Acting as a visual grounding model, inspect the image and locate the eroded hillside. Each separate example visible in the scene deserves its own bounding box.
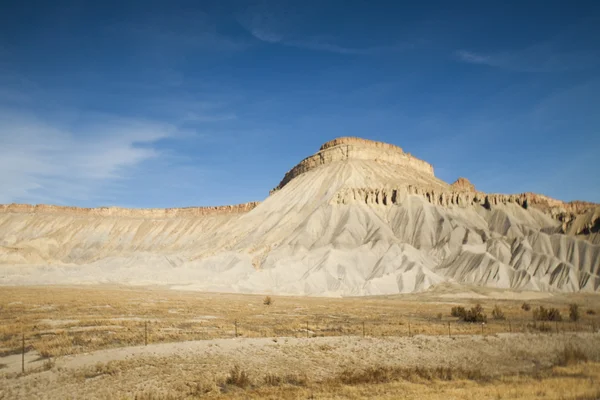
[1,137,598,294]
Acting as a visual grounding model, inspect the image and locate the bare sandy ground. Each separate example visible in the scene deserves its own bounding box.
[1,286,600,399]
[1,332,599,399]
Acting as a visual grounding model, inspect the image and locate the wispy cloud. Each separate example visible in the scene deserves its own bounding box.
[456,23,600,72]
[284,37,409,55]
[105,9,251,56]
[134,94,241,125]
[182,113,237,123]
[124,25,249,53]
[0,109,175,205]
[456,47,600,72]
[456,50,491,65]
[0,59,244,206]
[250,30,409,55]
[239,12,410,55]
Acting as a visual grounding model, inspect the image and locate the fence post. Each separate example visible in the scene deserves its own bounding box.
[509,320,512,333]
[234,320,238,338]
[306,321,309,338]
[555,321,559,334]
[362,321,365,338]
[481,323,484,336]
[408,322,411,337]
[144,321,148,346]
[21,331,25,374]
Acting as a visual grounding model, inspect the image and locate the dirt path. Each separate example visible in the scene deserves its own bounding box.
[1,332,599,399]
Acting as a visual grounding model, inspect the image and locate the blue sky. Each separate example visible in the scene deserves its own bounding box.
[1,0,599,207]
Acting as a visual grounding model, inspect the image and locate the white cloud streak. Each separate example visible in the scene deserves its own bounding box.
[0,110,175,204]
[240,13,409,55]
[456,43,600,72]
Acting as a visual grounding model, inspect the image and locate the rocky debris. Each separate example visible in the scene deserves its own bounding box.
[0,202,260,218]
[451,177,476,192]
[271,137,435,193]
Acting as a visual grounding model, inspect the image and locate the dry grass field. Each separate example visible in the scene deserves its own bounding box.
[1,284,600,399]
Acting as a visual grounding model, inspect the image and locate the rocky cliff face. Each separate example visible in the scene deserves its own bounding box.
[319,136,406,152]
[451,177,476,192]
[331,186,598,238]
[0,202,260,218]
[271,136,435,193]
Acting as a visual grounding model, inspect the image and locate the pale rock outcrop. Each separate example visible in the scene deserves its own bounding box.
[0,137,598,295]
[451,177,476,192]
[0,202,260,218]
[330,186,597,238]
[271,137,434,193]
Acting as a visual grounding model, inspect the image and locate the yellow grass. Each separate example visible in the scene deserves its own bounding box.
[242,366,600,399]
[205,362,600,400]
[1,285,599,358]
[1,285,599,399]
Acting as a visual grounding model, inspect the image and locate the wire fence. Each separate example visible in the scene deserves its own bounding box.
[5,316,599,374]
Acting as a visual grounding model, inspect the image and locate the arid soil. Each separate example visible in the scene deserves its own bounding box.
[1,285,600,399]
[1,332,599,399]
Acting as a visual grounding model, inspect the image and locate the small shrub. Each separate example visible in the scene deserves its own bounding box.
[521,302,531,311]
[556,345,587,366]
[42,358,55,371]
[263,296,273,306]
[263,373,281,386]
[533,306,562,321]
[451,306,466,319]
[436,313,443,320]
[464,304,487,323]
[76,361,120,380]
[548,308,562,321]
[586,309,596,315]
[569,304,580,322]
[185,381,214,397]
[264,373,306,386]
[491,305,505,320]
[225,365,251,388]
[452,304,486,323]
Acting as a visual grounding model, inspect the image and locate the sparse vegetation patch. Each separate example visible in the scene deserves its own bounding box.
[336,365,486,385]
[533,306,562,321]
[224,365,251,388]
[556,345,588,366]
[263,373,307,386]
[492,305,505,320]
[569,303,580,322]
[452,304,487,323]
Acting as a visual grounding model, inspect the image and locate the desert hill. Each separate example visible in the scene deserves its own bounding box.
[1,137,598,295]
